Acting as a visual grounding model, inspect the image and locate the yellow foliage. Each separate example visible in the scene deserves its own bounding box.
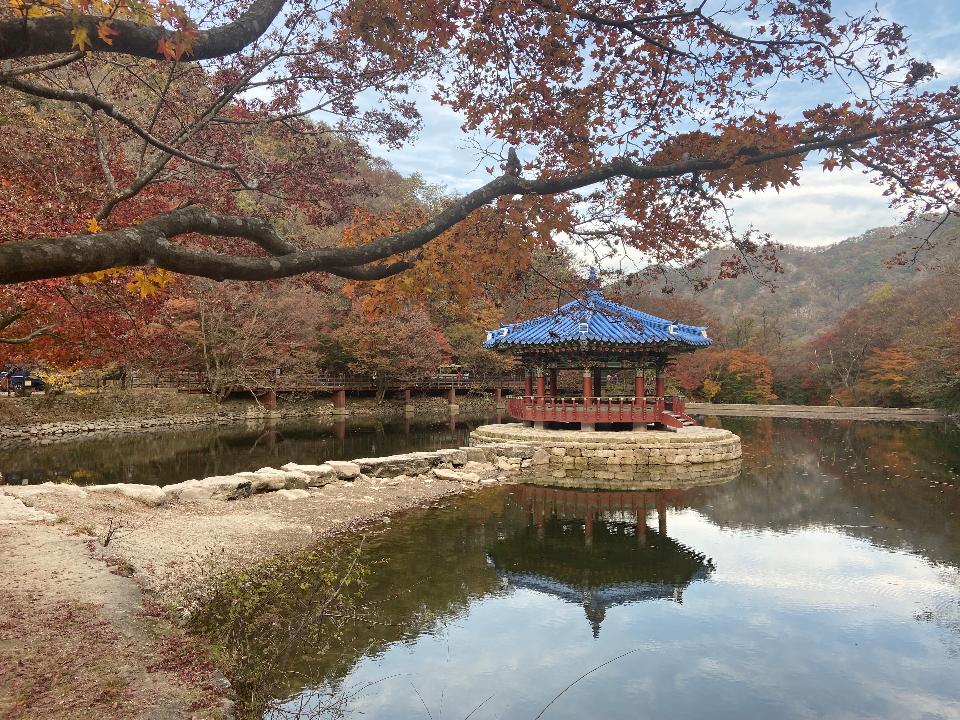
[126,268,173,298]
[86,217,103,233]
[78,267,125,284]
[70,25,91,51]
[702,377,722,401]
[77,266,173,298]
[8,0,56,17]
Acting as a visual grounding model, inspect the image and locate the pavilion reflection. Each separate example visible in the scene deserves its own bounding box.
[487,483,717,636]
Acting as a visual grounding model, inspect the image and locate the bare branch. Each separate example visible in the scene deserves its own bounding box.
[0,324,57,344]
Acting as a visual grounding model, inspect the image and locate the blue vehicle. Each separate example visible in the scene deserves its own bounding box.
[0,367,46,394]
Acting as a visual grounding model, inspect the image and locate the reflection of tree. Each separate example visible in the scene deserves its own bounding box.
[488,486,715,636]
[213,491,508,716]
[690,417,960,568]
[0,415,494,486]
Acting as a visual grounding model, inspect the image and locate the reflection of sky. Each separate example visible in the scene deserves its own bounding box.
[284,508,960,720]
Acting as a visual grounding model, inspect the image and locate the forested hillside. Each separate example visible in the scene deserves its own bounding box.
[615,217,960,409]
[639,216,960,346]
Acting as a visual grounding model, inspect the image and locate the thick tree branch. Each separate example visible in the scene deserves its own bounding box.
[2,111,959,285]
[0,0,286,60]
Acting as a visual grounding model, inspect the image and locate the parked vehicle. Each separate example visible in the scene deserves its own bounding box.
[0,367,46,395]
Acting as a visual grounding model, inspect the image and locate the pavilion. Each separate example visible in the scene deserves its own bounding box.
[484,278,711,431]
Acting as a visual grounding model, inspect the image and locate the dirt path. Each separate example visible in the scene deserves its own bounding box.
[687,402,949,422]
[0,522,231,720]
[0,472,487,719]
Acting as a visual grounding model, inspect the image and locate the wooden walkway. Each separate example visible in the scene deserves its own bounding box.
[148,372,525,396]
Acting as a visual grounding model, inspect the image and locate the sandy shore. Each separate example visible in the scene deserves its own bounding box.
[0,471,499,720]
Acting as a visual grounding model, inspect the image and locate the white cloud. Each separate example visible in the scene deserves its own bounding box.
[729,166,902,247]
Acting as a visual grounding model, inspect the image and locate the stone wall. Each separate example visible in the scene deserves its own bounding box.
[469,423,742,469]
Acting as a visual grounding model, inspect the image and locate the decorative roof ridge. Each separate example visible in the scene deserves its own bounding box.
[483,276,711,349]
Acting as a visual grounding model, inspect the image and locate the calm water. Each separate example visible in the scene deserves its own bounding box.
[0,414,499,486]
[245,417,960,720]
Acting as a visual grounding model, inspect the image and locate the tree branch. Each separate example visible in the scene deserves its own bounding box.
[0,324,57,344]
[1,111,959,285]
[0,0,286,60]
[0,73,243,174]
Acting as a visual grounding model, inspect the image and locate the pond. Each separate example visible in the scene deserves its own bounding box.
[0,413,501,486]
[202,416,960,720]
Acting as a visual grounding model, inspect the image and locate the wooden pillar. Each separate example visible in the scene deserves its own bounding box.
[548,368,558,397]
[262,388,277,410]
[533,368,546,429]
[592,367,602,398]
[494,387,504,408]
[404,388,414,414]
[655,368,665,397]
[333,388,347,415]
[633,368,647,431]
[636,506,647,546]
[333,418,346,441]
[448,384,458,413]
[524,369,533,396]
[581,367,594,432]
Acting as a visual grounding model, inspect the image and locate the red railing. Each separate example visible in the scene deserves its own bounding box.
[505,395,689,425]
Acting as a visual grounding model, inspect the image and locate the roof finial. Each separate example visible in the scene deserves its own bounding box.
[584,267,603,307]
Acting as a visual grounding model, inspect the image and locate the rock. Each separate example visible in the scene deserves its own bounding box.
[0,494,56,523]
[480,478,499,486]
[87,483,166,507]
[3,482,88,500]
[531,449,551,466]
[327,461,361,480]
[276,489,310,500]
[354,453,436,477]
[281,463,336,486]
[461,461,498,480]
[163,477,252,502]
[432,468,481,483]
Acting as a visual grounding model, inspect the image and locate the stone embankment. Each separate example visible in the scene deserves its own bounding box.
[470,423,742,482]
[0,442,544,521]
[687,402,948,422]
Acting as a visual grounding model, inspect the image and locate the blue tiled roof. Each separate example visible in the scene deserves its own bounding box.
[484,289,711,349]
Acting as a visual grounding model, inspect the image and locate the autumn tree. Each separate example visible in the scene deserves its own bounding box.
[704,349,777,404]
[1,0,960,310]
[334,303,452,391]
[163,279,322,398]
[812,267,960,408]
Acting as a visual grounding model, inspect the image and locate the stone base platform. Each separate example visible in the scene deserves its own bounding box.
[470,423,742,482]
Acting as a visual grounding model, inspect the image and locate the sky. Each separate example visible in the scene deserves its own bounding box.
[362,0,960,249]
